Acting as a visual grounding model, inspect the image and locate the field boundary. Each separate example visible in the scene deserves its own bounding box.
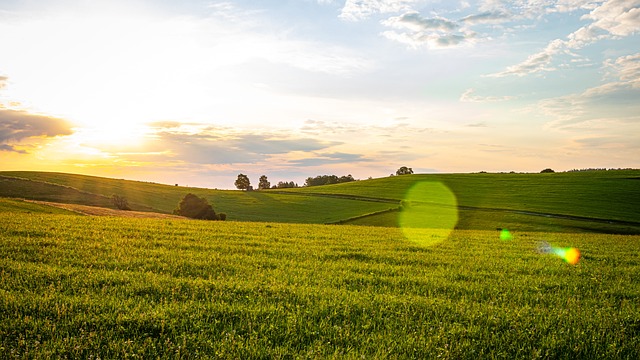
[25,200,187,219]
[326,207,401,225]
[268,190,400,204]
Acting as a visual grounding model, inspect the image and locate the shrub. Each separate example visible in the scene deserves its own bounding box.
[174,193,218,220]
[540,168,555,173]
[112,195,131,210]
[218,213,227,221]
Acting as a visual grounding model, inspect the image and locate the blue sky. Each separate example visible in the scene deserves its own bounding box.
[1,0,639,188]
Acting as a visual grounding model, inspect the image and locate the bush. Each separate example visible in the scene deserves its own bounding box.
[218,213,227,221]
[112,195,131,210]
[173,193,218,220]
[540,168,555,173]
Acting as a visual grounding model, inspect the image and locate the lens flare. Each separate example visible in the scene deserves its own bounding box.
[399,181,458,246]
[499,228,512,241]
[538,241,581,265]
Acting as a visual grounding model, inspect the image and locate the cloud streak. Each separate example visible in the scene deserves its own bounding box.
[110,123,343,166]
[339,0,420,21]
[490,0,640,77]
[540,52,640,127]
[460,88,516,102]
[0,109,74,153]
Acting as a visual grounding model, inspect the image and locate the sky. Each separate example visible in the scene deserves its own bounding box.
[1,0,639,189]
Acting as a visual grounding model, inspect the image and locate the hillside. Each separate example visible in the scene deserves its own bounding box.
[1,170,639,233]
[0,172,394,225]
[277,171,640,233]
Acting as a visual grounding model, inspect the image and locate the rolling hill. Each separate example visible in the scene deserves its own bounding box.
[1,170,639,233]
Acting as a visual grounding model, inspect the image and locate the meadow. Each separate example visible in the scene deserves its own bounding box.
[2,170,640,233]
[1,170,639,358]
[1,213,639,358]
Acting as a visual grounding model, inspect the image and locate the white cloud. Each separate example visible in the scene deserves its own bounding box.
[339,0,420,21]
[381,11,476,49]
[460,88,516,102]
[460,11,512,25]
[487,39,566,77]
[605,53,640,85]
[582,0,640,37]
[490,0,640,77]
[540,52,640,127]
[383,12,459,31]
[479,0,602,18]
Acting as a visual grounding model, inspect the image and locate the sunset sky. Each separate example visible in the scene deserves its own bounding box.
[1,0,639,189]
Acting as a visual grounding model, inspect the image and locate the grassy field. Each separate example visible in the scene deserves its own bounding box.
[1,213,639,358]
[0,198,77,216]
[0,172,395,225]
[1,170,639,233]
[280,171,640,222]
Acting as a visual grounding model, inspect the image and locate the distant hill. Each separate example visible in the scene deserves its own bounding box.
[1,170,639,233]
[0,171,394,225]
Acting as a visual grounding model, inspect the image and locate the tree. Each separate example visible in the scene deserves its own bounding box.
[396,166,414,175]
[275,181,298,188]
[540,168,555,173]
[339,174,355,183]
[112,194,131,210]
[235,174,251,190]
[304,174,356,187]
[258,175,270,190]
[173,193,218,220]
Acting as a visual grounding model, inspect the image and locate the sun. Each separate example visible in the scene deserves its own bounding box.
[0,3,221,138]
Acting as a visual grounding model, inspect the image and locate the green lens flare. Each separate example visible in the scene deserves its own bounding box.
[500,229,512,241]
[399,181,458,246]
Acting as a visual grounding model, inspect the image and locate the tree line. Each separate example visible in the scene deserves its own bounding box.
[234,166,414,190]
[234,174,300,190]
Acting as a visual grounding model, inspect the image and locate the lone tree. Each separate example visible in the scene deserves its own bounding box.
[396,166,414,175]
[540,168,555,173]
[235,174,251,190]
[258,175,270,190]
[173,193,218,220]
[112,194,131,210]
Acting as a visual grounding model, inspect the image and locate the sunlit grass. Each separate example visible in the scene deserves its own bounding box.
[1,213,638,358]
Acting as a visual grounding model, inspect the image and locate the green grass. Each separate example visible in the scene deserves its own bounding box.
[1,213,639,358]
[281,171,640,233]
[0,198,78,215]
[2,170,639,233]
[280,171,640,223]
[0,172,395,224]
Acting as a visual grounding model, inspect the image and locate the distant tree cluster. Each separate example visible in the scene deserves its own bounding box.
[395,166,414,176]
[567,168,636,172]
[234,174,299,190]
[174,193,225,220]
[274,181,299,188]
[304,174,355,187]
[540,168,555,173]
[233,167,421,190]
